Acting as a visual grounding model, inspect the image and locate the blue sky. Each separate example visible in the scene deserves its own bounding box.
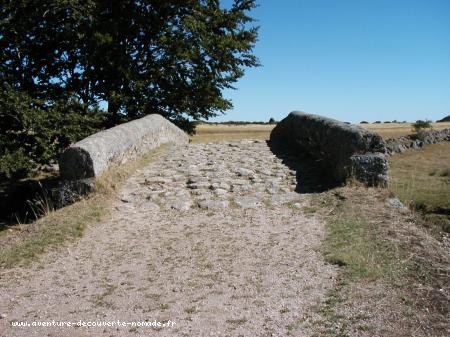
[212,0,450,123]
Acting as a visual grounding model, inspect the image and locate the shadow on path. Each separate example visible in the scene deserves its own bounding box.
[268,140,340,193]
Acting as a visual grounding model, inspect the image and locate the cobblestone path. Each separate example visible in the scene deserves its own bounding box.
[0,140,336,337]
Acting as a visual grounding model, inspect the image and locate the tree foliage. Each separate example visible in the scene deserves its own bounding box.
[0,0,259,177]
[0,85,105,178]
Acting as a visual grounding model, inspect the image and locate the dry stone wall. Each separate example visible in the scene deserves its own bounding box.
[386,129,450,154]
[270,111,389,186]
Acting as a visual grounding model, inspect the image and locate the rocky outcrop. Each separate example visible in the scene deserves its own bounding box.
[270,111,389,186]
[59,114,188,180]
[386,129,450,155]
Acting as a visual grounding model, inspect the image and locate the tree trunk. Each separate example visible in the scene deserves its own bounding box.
[107,95,120,127]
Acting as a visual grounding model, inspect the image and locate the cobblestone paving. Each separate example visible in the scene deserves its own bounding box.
[121,140,301,212]
[0,141,336,337]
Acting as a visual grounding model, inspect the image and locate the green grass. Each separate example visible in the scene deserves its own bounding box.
[184,306,196,314]
[389,142,450,212]
[389,142,450,233]
[311,189,418,336]
[323,198,406,282]
[93,282,117,308]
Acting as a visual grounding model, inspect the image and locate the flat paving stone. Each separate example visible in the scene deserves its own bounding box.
[168,199,192,211]
[270,192,302,205]
[197,199,230,210]
[234,196,260,208]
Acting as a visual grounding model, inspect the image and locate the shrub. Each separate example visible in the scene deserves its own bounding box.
[412,119,432,133]
[360,121,369,124]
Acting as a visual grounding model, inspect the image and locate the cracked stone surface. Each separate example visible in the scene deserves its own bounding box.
[0,140,337,337]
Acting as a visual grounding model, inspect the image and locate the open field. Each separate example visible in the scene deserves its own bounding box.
[361,122,450,138]
[389,142,450,234]
[192,122,450,142]
[191,124,275,142]
[389,142,450,212]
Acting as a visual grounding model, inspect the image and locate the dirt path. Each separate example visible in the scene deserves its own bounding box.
[0,140,336,337]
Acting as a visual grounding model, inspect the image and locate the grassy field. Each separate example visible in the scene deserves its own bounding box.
[389,142,450,211]
[309,186,449,336]
[191,124,274,142]
[361,121,450,138]
[389,142,450,233]
[192,121,450,142]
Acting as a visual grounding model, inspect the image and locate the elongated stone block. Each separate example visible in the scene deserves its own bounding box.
[270,111,388,186]
[59,114,188,180]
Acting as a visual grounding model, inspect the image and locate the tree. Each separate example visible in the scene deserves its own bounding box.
[1,0,259,177]
[1,0,259,126]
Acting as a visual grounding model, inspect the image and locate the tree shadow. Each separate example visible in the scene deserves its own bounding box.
[268,140,341,193]
[0,175,60,230]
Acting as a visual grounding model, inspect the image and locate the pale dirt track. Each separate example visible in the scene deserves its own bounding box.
[0,140,336,337]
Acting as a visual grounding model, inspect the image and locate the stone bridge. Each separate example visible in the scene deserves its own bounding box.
[0,113,389,337]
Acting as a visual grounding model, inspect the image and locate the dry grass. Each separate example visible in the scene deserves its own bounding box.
[389,142,450,212]
[360,122,450,138]
[191,124,274,143]
[0,144,167,268]
[311,187,449,337]
[191,122,450,143]
[192,122,450,142]
[0,198,106,268]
